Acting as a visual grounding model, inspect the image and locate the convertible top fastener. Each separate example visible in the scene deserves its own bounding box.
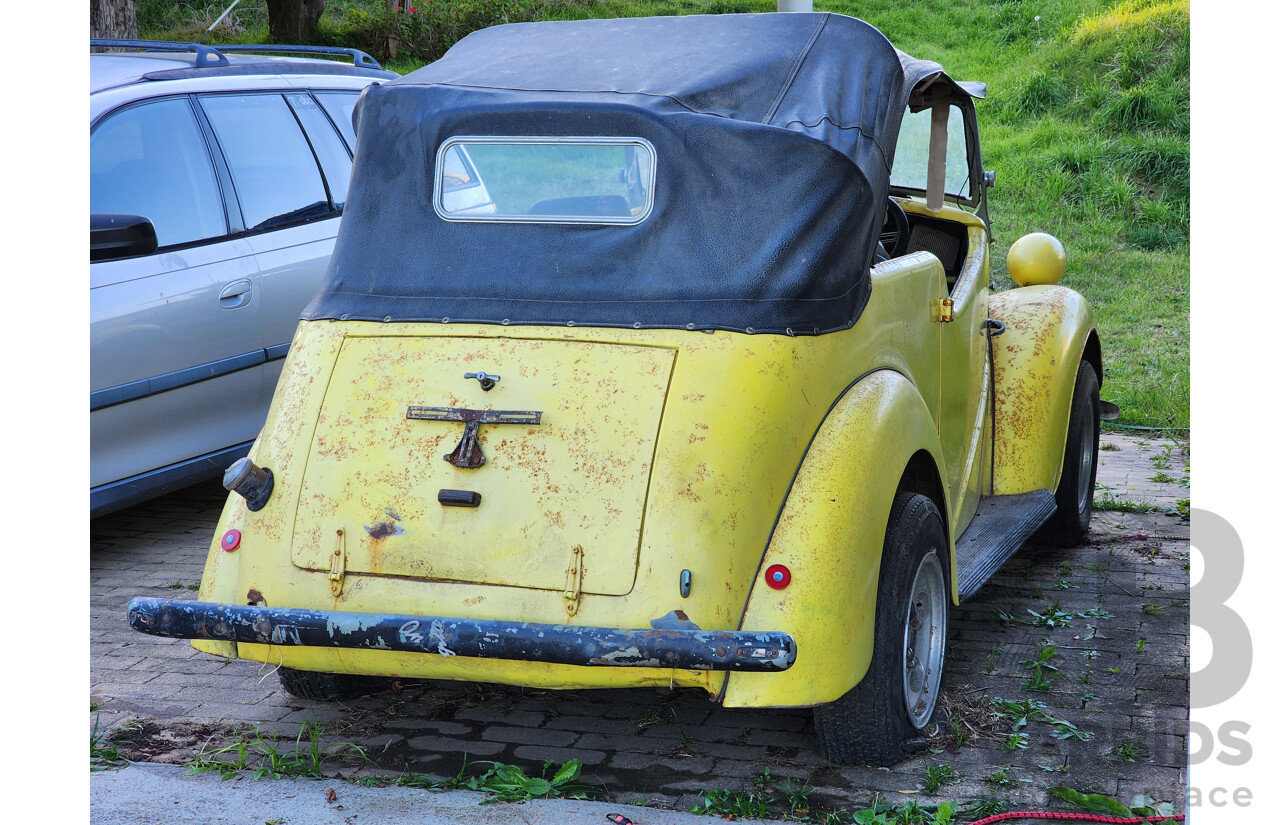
[127,598,797,672]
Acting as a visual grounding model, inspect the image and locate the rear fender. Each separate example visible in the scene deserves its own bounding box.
[722,369,948,708]
[989,286,1099,495]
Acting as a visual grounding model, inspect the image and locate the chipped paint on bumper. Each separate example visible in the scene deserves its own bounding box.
[127,598,797,672]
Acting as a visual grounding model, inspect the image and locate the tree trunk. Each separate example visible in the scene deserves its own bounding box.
[90,0,138,40]
[386,0,401,60]
[266,0,327,43]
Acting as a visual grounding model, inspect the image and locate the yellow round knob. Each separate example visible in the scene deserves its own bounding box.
[1007,232,1066,286]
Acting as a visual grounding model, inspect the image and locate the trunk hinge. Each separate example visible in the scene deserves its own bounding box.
[564,545,584,616]
[933,297,955,323]
[329,528,347,597]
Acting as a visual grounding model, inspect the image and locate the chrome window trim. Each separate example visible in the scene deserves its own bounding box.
[432,136,657,226]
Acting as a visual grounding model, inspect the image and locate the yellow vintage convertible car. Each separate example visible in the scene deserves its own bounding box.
[128,13,1102,765]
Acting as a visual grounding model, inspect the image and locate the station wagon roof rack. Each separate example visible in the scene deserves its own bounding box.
[90,39,382,71]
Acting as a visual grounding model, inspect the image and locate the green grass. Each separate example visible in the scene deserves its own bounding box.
[1093,493,1161,513]
[920,763,960,795]
[91,717,128,772]
[186,721,366,781]
[138,0,1188,428]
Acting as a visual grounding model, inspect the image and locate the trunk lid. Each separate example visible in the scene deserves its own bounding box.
[290,334,675,595]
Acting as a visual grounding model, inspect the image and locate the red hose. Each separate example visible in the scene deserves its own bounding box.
[968,813,1184,824]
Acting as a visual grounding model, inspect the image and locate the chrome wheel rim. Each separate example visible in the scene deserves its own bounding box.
[1076,401,1096,516]
[902,550,947,729]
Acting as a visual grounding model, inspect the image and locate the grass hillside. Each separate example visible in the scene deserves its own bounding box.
[137,0,1190,429]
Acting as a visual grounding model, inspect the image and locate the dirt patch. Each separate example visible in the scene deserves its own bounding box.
[926,685,1015,752]
[106,718,249,765]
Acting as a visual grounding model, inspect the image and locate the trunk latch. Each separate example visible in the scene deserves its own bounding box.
[407,406,543,469]
[564,545,584,616]
[329,528,347,596]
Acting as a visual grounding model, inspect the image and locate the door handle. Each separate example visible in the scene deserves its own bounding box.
[219,279,252,309]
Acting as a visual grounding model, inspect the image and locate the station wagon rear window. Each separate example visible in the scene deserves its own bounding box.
[433,137,656,225]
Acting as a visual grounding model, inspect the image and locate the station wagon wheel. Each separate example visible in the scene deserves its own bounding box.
[814,492,950,765]
[1033,360,1101,547]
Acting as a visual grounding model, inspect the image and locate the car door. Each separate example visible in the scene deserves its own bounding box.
[90,96,264,501]
[197,90,354,405]
[891,103,990,532]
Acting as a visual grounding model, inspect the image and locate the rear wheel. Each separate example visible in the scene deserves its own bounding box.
[814,492,950,765]
[277,667,392,702]
[1033,360,1100,547]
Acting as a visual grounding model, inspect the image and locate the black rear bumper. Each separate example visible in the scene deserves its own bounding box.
[127,598,797,672]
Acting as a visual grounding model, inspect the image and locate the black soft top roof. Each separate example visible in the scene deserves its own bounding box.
[307,13,976,335]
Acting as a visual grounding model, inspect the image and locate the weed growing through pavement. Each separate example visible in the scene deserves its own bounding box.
[1140,602,1164,615]
[690,788,770,819]
[984,766,1015,787]
[1027,602,1074,628]
[965,796,1010,818]
[984,646,1003,673]
[844,795,959,824]
[1000,732,1030,750]
[1094,494,1160,513]
[1050,720,1094,742]
[1019,640,1062,691]
[1077,607,1115,619]
[689,769,836,821]
[1099,442,1120,451]
[1150,472,1175,483]
[993,606,1022,626]
[992,697,1094,743]
[186,721,366,781]
[1051,786,1175,819]
[947,716,971,749]
[371,755,595,803]
[1108,737,1149,763]
[778,774,814,817]
[465,759,593,804]
[91,716,128,772]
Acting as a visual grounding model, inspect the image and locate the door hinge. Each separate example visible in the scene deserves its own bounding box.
[329,528,347,597]
[564,545,584,616]
[933,297,955,323]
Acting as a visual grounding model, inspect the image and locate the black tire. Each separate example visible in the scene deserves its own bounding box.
[1033,360,1100,547]
[277,667,392,702]
[813,492,950,765]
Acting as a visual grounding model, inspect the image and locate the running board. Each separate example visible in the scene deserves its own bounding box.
[955,490,1057,601]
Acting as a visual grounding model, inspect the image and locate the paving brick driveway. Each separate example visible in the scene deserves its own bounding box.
[91,433,1189,819]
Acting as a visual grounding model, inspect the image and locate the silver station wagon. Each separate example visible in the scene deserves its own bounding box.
[89,41,395,517]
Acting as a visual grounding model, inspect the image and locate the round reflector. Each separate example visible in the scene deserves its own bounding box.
[221,529,242,552]
[765,564,791,590]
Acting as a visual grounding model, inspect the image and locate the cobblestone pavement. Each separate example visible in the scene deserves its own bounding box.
[90,432,1189,819]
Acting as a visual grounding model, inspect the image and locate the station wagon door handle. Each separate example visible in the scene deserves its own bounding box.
[219,279,252,309]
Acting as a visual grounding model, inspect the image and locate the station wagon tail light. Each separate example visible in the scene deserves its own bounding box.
[765,564,791,590]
